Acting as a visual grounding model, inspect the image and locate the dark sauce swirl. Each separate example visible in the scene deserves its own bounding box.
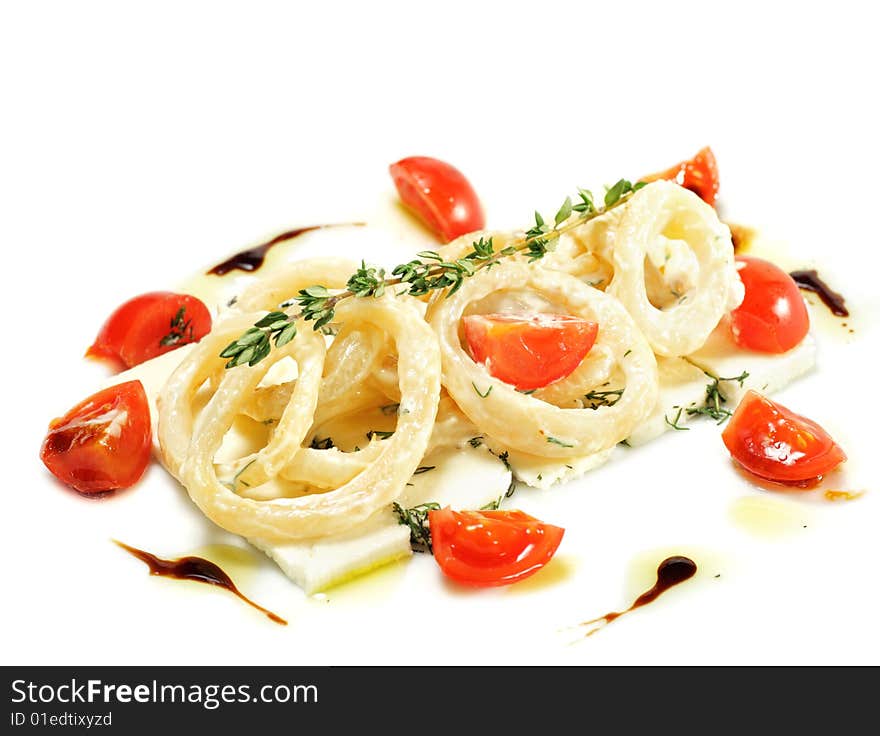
[578,555,697,637]
[115,540,286,625]
[789,269,849,317]
[208,222,364,276]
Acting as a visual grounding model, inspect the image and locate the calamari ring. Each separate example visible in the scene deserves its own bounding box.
[159,294,440,542]
[235,257,354,313]
[429,261,658,458]
[158,314,263,477]
[606,181,744,357]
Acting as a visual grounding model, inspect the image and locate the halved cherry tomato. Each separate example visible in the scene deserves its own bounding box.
[40,381,152,494]
[462,312,598,391]
[389,156,485,242]
[640,146,720,207]
[87,292,212,369]
[722,390,846,484]
[429,508,564,587]
[729,256,810,353]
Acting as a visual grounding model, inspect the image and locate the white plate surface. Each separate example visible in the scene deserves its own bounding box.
[3,1,878,665]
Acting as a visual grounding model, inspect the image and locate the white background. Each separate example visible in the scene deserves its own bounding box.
[2,1,878,665]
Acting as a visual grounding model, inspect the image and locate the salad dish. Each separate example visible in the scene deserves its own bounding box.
[39,149,850,626]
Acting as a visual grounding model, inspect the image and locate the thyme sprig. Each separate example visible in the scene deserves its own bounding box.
[392,501,440,553]
[664,406,690,431]
[220,179,644,368]
[686,370,749,424]
[159,307,195,347]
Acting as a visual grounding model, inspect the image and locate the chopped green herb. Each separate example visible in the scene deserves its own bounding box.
[664,406,690,431]
[546,436,575,447]
[583,388,624,409]
[472,382,492,398]
[392,501,440,553]
[159,306,195,347]
[685,370,749,424]
[226,458,256,491]
[495,450,512,471]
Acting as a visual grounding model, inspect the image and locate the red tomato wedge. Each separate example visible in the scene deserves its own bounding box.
[87,292,212,369]
[722,390,846,485]
[640,146,720,207]
[40,381,152,494]
[462,312,598,391]
[729,256,810,353]
[429,509,564,587]
[389,156,485,242]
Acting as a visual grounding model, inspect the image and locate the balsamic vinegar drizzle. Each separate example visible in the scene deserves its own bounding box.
[207,222,365,276]
[789,269,849,317]
[577,555,697,638]
[114,540,286,625]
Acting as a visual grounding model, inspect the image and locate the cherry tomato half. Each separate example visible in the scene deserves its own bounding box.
[429,509,564,587]
[722,390,846,484]
[40,380,153,494]
[462,312,598,391]
[87,292,212,369]
[389,156,485,242]
[640,146,720,207]
[729,256,810,353]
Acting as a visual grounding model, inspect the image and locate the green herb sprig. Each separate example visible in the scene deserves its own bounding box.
[220,179,644,368]
[686,370,749,424]
[392,501,440,553]
[583,387,625,409]
[159,307,195,347]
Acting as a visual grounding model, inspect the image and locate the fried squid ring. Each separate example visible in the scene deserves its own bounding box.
[429,262,658,458]
[606,181,744,357]
[158,294,441,542]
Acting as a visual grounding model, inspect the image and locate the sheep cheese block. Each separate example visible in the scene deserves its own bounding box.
[687,324,817,404]
[97,317,817,590]
[249,445,512,593]
[105,348,512,593]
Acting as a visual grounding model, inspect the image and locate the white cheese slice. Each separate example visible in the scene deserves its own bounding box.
[626,357,710,446]
[687,324,817,404]
[249,510,412,595]
[249,445,511,593]
[93,319,817,595]
[505,446,614,490]
[399,445,512,510]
